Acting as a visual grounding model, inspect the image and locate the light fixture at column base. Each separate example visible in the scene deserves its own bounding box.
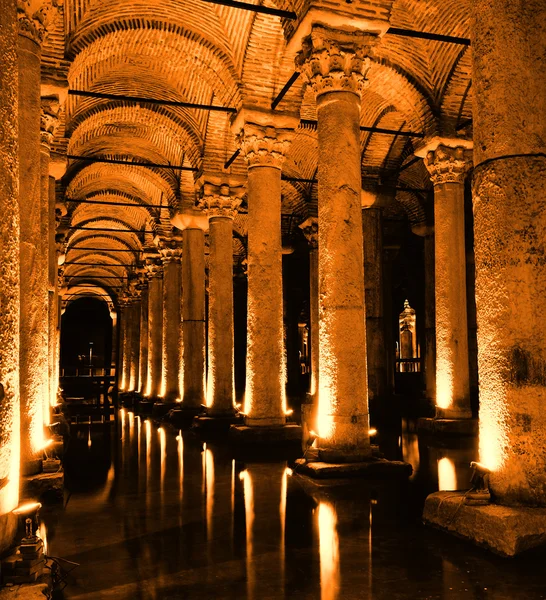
[294,457,412,480]
[423,491,546,556]
[418,417,478,436]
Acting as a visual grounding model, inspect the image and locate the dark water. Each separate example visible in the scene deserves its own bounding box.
[41,411,546,600]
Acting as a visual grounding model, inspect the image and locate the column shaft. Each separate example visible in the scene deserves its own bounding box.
[18,31,44,472]
[162,257,182,402]
[433,179,471,418]
[129,299,141,391]
[362,207,386,404]
[309,246,319,400]
[423,231,436,402]
[119,305,129,390]
[147,273,163,398]
[207,217,235,415]
[139,285,149,395]
[316,90,370,460]
[472,0,546,505]
[245,166,285,426]
[0,0,21,523]
[48,177,57,407]
[182,229,206,408]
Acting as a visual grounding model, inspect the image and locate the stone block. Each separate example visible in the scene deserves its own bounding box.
[423,491,546,556]
[0,584,48,600]
[22,471,63,502]
[192,414,244,434]
[229,424,302,445]
[294,458,412,480]
[418,417,478,436]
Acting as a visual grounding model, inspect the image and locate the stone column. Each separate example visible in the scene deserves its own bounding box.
[138,281,149,395]
[235,118,294,427]
[18,9,45,473]
[181,225,206,409]
[129,291,141,392]
[40,97,59,424]
[361,206,386,405]
[412,223,436,403]
[298,26,377,461]
[118,298,130,391]
[145,259,163,398]
[198,186,242,417]
[299,217,319,403]
[159,243,182,402]
[421,143,472,420]
[0,0,21,531]
[472,0,546,505]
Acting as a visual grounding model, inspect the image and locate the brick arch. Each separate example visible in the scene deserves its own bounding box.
[395,190,427,227]
[440,48,472,133]
[67,190,158,220]
[68,105,203,170]
[64,286,117,309]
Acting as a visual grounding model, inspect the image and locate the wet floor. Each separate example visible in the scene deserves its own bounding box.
[41,411,546,600]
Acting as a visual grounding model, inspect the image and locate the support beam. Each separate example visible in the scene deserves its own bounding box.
[200,0,296,19]
[67,198,168,210]
[300,119,424,138]
[386,27,470,46]
[67,154,198,171]
[271,71,300,110]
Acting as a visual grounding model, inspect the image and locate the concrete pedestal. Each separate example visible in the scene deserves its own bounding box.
[424,492,546,556]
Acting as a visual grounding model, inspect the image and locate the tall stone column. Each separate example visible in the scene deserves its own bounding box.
[299,217,319,403]
[40,97,59,424]
[298,26,377,461]
[472,0,546,505]
[197,187,242,417]
[361,206,386,405]
[412,223,436,403]
[18,9,45,473]
[145,259,163,398]
[129,291,141,392]
[420,143,472,421]
[159,243,182,402]
[235,117,294,427]
[118,298,130,391]
[138,281,149,395]
[0,0,21,534]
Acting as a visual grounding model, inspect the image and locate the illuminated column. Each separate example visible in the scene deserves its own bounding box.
[138,281,149,395]
[198,185,242,416]
[145,259,163,398]
[299,217,319,402]
[159,243,182,402]
[298,26,377,460]
[421,143,472,419]
[118,298,130,391]
[18,7,45,473]
[472,0,546,504]
[361,205,386,404]
[129,290,141,392]
[412,222,436,402]
[0,0,21,524]
[40,97,59,422]
[234,116,294,426]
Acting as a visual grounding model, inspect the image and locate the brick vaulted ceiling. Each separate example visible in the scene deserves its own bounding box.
[43,0,472,303]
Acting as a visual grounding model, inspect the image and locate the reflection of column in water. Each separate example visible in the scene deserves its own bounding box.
[401,418,420,481]
[204,445,214,542]
[159,427,166,502]
[240,463,287,600]
[438,457,457,491]
[318,502,340,600]
[176,430,183,504]
[431,442,477,492]
[145,419,152,514]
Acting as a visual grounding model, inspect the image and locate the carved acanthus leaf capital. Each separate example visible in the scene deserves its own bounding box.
[144,258,163,278]
[158,242,183,264]
[296,25,378,99]
[299,217,318,248]
[40,96,60,148]
[17,0,56,44]
[237,123,293,169]
[198,183,244,219]
[424,145,473,185]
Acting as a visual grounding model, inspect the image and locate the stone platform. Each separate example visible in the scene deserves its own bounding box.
[423,491,546,556]
[192,414,244,434]
[22,471,64,502]
[418,417,478,436]
[229,424,302,444]
[0,584,49,599]
[294,457,412,480]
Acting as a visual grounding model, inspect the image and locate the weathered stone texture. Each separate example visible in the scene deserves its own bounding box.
[161,250,182,402]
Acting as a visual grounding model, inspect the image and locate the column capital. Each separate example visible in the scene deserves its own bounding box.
[144,258,163,279]
[296,24,378,99]
[423,144,473,186]
[158,242,183,264]
[299,217,318,248]
[236,122,294,169]
[17,0,53,44]
[40,96,60,149]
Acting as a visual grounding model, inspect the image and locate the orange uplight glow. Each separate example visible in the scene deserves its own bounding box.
[41,439,54,451]
[13,501,42,515]
[478,385,507,472]
[438,457,457,491]
[436,364,454,411]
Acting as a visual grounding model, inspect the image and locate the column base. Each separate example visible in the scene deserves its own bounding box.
[192,413,244,434]
[294,457,412,480]
[22,469,64,503]
[229,423,302,446]
[418,417,478,436]
[22,459,42,477]
[151,401,178,418]
[423,491,546,557]
[164,405,205,427]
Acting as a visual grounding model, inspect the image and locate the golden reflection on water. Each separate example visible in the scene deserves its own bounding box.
[205,446,214,542]
[401,419,420,481]
[176,431,183,501]
[438,457,457,491]
[318,502,340,600]
[240,470,254,598]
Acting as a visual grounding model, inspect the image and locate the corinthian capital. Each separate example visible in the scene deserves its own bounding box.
[158,240,183,264]
[144,258,163,279]
[41,96,60,149]
[197,180,245,219]
[237,123,294,169]
[299,217,318,248]
[424,145,473,186]
[17,0,55,44]
[296,25,378,99]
